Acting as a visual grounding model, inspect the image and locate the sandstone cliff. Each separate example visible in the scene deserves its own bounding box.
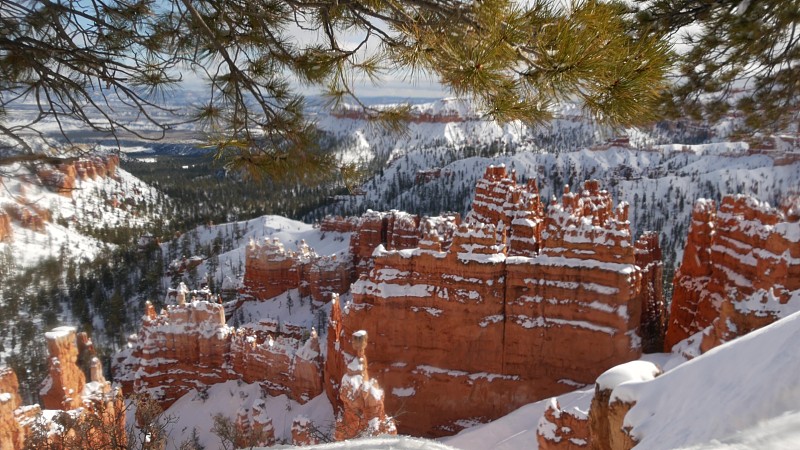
[36,155,119,196]
[0,155,120,239]
[665,195,800,352]
[328,167,663,436]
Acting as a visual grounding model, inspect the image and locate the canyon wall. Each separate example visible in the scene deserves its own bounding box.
[328,166,663,437]
[113,300,324,410]
[665,195,800,352]
[0,327,124,450]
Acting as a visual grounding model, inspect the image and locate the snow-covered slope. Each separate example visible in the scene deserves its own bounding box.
[614,310,800,449]
[159,381,334,449]
[167,214,351,297]
[442,388,594,450]
[0,161,164,269]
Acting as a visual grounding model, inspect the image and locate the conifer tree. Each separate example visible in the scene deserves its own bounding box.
[634,0,800,129]
[1,0,671,183]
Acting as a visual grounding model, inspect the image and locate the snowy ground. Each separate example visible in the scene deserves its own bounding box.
[160,381,334,449]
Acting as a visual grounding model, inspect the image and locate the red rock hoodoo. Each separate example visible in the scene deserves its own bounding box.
[334,330,397,441]
[40,327,87,410]
[0,212,11,242]
[0,368,25,450]
[291,416,321,446]
[665,195,800,352]
[328,166,663,436]
[114,300,324,410]
[234,400,276,448]
[1,328,124,450]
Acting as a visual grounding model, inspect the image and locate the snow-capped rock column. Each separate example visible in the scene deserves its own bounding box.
[0,368,24,450]
[334,330,397,441]
[0,212,11,242]
[40,327,86,410]
[234,400,275,448]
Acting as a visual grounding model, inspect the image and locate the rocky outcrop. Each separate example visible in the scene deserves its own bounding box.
[665,195,800,352]
[329,168,662,436]
[244,238,353,303]
[0,368,25,450]
[0,212,11,242]
[36,155,120,196]
[1,155,120,238]
[349,210,416,276]
[2,203,50,233]
[334,331,396,441]
[114,300,323,410]
[320,216,359,234]
[234,400,275,448]
[1,328,124,450]
[291,416,321,446]
[537,398,591,450]
[588,361,661,450]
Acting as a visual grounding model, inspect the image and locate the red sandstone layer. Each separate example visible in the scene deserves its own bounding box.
[326,169,662,437]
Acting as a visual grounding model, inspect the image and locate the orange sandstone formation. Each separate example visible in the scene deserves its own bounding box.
[1,155,120,238]
[114,300,324,410]
[1,328,124,450]
[537,398,591,450]
[36,155,120,196]
[234,400,275,448]
[587,361,661,450]
[329,167,663,436]
[0,212,11,242]
[0,368,26,450]
[665,195,800,352]
[291,416,321,446]
[334,330,396,441]
[40,327,87,410]
[244,237,353,302]
[320,216,359,234]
